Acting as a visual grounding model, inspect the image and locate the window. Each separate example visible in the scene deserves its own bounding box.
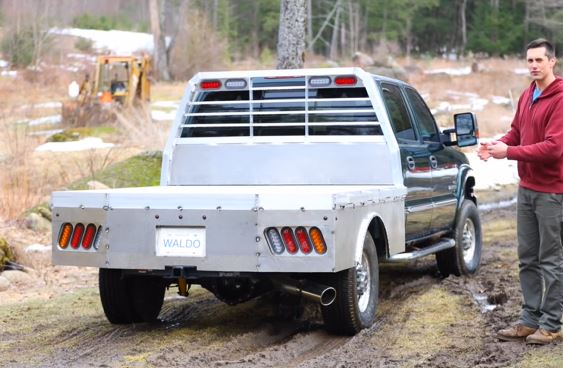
[405,88,439,142]
[180,83,382,137]
[380,83,416,141]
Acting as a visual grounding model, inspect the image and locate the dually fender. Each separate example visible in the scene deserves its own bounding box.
[352,209,403,265]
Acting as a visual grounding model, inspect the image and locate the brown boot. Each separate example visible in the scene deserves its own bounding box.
[525,328,561,345]
[497,324,537,341]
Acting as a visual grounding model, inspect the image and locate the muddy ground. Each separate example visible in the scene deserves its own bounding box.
[1,197,562,368]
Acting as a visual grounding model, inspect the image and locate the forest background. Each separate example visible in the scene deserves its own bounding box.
[2,0,563,81]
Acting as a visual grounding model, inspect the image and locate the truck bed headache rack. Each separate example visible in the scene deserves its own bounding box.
[180,73,382,138]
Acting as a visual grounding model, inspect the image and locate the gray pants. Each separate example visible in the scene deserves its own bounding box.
[517,187,563,332]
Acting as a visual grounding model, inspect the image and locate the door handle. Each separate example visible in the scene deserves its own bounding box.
[406,156,415,171]
[429,155,438,169]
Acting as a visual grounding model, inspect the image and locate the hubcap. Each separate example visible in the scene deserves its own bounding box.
[462,218,476,264]
[356,251,371,312]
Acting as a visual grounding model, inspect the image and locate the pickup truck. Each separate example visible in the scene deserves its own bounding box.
[51,68,482,335]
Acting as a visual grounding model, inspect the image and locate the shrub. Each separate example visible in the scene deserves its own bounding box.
[1,27,35,67]
[74,37,93,52]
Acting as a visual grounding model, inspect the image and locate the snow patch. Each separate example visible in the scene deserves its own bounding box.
[17,115,62,127]
[151,110,176,121]
[35,137,114,152]
[424,66,471,76]
[25,244,52,253]
[50,28,157,55]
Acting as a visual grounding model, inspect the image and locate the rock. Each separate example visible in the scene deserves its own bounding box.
[24,213,51,232]
[25,244,52,253]
[0,275,10,291]
[1,270,33,285]
[87,180,109,190]
[352,51,374,67]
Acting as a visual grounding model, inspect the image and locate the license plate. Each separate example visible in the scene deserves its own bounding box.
[156,227,206,257]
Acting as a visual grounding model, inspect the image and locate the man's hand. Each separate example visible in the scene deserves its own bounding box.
[478,142,491,161]
[487,140,508,159]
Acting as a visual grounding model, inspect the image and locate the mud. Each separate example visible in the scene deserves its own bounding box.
[1,204,562,368]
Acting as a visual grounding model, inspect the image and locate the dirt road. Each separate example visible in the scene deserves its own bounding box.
[1,203,562,368]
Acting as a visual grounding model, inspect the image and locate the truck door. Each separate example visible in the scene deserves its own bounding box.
[403,87,457,233]
[380,82,433,240]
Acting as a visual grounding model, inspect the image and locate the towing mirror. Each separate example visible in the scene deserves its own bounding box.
[454,112,478,147]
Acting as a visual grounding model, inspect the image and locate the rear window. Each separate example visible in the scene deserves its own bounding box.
[180,81,381,137]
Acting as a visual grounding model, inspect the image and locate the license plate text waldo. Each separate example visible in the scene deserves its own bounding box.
[156,227,206,257]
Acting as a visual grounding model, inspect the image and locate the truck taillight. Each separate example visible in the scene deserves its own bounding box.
[265,227,284,254]
[310,227,327,254]
[281,227,298,254]
[200,80,221,90]
[82,224,97,249]
[58,223,73,249]
[335,75,357,86]
[70,223,85,249]
[295,227,312,254]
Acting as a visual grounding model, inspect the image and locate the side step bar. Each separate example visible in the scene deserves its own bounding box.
[385,238,455,262]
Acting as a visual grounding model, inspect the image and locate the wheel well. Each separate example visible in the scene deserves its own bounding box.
[368,217,388,258]
[464,175,477,205]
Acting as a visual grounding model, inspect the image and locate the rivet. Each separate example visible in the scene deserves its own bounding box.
[80,204,85,210]
[255,236,261,242]
[202,215,207,220]
[155,214,160,219]
[216,206,222,211]
[323,216,328,221]
[144,206,150,211]
[105,227,110,233]
[256,252,261,257]
[55,213,60,217]
[300,207,305,212]
[179,215,183,219]
[178,206,183,211]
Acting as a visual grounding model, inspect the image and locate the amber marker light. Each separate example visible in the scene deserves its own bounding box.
[309,227,327,254]
[58,223,73,249]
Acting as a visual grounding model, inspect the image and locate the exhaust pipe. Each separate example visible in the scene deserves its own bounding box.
[273,278,336,306]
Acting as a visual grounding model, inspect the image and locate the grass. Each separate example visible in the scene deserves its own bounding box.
[373,286,483,365]
[68,151,162,189]
[515,348,563,368]
[482,218,516,244]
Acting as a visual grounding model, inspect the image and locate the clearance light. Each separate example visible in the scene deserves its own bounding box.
[281,227,298,254]
[70,223,85,249]
[93,226,103,250]
[265,227,284,254]
[309,227,327,254]
[295,227,312,254]
[200,80,221,90]
[309,76,331,87]
[58,223,73,249]
[82,224,98,249]
[225,79,247,89]
[335,75,357,86]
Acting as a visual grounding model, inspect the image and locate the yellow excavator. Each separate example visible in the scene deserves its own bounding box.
[62,55,151,126]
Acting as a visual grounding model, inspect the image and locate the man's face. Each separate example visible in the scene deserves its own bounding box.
[527,46,556,81]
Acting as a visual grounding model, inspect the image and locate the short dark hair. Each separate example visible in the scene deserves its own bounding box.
[526,38,555,58]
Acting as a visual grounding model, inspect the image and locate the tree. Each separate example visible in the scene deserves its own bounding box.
[277,0,307,69]
[149,0,171,81]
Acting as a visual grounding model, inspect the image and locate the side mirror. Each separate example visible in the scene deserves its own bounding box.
[454,112,478,147]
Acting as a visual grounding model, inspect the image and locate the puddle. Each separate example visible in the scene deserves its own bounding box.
[479,197,517,212]
[472,292,497,313]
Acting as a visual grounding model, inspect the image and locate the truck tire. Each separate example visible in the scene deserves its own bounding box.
[436,199,482,277]
[99,269,165,324]
[321,232,379,335]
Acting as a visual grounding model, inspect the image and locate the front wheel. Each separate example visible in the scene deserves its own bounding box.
[436,199,482,277]
[322,232,379,335]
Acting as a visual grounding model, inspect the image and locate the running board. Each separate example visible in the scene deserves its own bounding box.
[385,238,455,262]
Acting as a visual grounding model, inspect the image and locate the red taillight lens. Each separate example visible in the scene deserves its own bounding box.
[335,75,357,85]
[281,227,298,254]
[201,80,221,89]
[295,227,312,254]
[70,223,85,249]
[81,224,97,249]
[58,223,73,249]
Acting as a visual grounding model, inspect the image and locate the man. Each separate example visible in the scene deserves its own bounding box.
[478,38,563,345]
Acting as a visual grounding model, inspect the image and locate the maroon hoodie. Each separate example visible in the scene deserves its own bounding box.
[499,77,563,193]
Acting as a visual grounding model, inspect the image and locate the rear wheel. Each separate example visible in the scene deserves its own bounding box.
[436,199,482,277]
[99,269,165,324]
[322,232,379,335]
